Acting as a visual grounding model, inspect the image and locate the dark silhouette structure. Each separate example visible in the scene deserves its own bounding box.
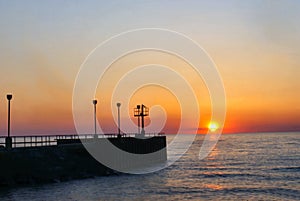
[134,104,149,136]
[117,102,121,138]
[5,94,13,149]
[0,97,166,186]
[93,99,98,138]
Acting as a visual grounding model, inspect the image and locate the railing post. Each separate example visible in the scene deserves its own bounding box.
[5,137,12,149]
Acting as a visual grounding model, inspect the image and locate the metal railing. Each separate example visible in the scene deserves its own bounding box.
[0,132,165,148]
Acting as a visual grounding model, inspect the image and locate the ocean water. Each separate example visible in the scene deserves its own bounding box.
[0,132,299,201]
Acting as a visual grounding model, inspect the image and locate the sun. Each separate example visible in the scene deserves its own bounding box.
[208,122,219,132]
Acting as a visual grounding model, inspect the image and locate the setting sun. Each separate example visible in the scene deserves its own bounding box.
[208,122,219,132]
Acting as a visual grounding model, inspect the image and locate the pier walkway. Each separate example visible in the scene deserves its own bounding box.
[0,133,164,148]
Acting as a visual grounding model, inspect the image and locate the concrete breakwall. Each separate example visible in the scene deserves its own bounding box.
[0,136,167,186]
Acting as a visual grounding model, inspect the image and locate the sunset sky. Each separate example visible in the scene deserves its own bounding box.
[0,1,299,135]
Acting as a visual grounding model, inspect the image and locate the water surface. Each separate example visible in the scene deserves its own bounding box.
[1,132,299,200]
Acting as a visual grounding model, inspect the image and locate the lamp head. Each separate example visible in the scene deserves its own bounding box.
[117,103,121,107]
[93,99,97,105]
[7,94,12,101]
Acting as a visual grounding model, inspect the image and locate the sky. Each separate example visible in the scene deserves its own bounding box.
[0,0,299,135]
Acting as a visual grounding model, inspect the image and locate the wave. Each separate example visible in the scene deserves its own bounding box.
[271,166,300,172]
[219,187,300,199]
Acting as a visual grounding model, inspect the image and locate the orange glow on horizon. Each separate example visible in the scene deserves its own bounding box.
[1,2,300,136]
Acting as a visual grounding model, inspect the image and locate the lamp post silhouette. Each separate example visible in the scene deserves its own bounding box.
[136,105,140,134]
[6,94,13,149]
[140,104,146,136]
[117,103,121,138]
[92,99,98,138]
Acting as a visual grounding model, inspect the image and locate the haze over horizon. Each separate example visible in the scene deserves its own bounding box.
[0,1,299,135]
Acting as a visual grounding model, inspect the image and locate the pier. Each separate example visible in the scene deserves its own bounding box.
[0,133,167,186]
[0,95,167,186]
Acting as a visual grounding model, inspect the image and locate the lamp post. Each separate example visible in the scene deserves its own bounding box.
[93,99,98,138]
[117,103,121,137]
[137,105,140,134]
[141,104,145,136]
[7,94,12,138]
[6,94,13,149]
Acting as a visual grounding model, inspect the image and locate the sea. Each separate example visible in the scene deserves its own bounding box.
[0,132,299,201]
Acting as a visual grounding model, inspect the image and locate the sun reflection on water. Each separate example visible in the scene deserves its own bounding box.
[204,183,224,190]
